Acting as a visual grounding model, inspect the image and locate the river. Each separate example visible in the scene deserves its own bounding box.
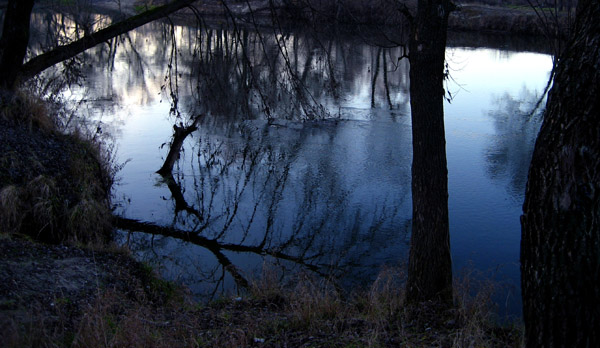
[30,11,553,320]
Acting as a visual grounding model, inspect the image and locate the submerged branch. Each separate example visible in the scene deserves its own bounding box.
[114,216,324,276]
[157,115,202,175]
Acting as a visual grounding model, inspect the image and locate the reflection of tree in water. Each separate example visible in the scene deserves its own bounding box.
[27,7,411,125]
[117,119,410,297]
[27,6,413,297]
[485,88,544,199]
[180,22,409,122]
[25,11,167,137]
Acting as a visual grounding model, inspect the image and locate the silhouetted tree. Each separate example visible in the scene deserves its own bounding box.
[404,0,456,305]
[0,0,34,90]
[521,0,599,346]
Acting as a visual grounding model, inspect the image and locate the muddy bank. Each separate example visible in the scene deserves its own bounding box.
[0,236,154,347]
[0,235,520,347]
[0,93,113,244]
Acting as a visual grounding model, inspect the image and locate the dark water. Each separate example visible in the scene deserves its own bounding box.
[31,13,552,320]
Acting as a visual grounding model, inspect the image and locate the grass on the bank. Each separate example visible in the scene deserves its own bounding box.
[0,90,114,245]
[2,263,522,347]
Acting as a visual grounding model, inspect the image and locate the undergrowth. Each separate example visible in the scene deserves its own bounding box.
[0,90,115,244]
[2,263,522,347]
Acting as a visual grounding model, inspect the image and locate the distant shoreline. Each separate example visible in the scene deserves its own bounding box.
[0,0,568,37]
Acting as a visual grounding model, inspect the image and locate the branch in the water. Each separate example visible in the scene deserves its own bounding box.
[210,247,249,288]
[114,216,324,274]
[115,215,248,287]
[161,172,205,223]
[156,115,202,175]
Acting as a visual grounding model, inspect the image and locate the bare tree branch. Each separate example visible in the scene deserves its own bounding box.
[19,0,198,82]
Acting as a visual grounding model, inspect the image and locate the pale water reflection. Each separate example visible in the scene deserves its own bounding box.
[39,15,552,319]
[444,48,551,317]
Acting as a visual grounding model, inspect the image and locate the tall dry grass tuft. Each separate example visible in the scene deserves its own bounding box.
[0,185,23,233]
[250,266,348,329]
[249,263,288,307]
[0,177,61,239]
[27,175,60,239]
[364,266,405,328]
[0,91,56,132]
[67,198,113,243]
[287,273,345,328]
[452,272,523,347]
[0,173,112,244]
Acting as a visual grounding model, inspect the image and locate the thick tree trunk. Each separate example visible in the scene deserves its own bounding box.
[521,0,600,346]
[405,0,455,305]
[0,0,34,90]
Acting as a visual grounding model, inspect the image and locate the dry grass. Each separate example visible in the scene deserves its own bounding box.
[0,90,114,244]
[0,185,22,233]
[0,91,56,132]
[0,177,60,238]
[451,273,523,348]
[1,261,523,348]
[363,267,405,326]
[0,172,112,244]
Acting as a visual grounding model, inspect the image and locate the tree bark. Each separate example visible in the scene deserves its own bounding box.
[405,0,455,305]
[521,0,600,346]
[0,0,34,90]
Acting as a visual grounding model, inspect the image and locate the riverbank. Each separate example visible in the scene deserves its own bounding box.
[0,92,113,245]
[0,235,520,347]
[449,3,569,36]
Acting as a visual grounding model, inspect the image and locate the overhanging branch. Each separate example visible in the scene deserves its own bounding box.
[19,0,198,82]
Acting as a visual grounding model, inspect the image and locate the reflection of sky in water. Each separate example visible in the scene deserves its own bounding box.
[57,20,552,319]
[444,48,552,317]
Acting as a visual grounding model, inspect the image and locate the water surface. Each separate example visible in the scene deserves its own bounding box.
[35,15,552,319]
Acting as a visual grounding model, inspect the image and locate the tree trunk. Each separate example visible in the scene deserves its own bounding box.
[371,48,381,108]
[405,0,455,305]
[521,0,600,346]
[0,0,34,90]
